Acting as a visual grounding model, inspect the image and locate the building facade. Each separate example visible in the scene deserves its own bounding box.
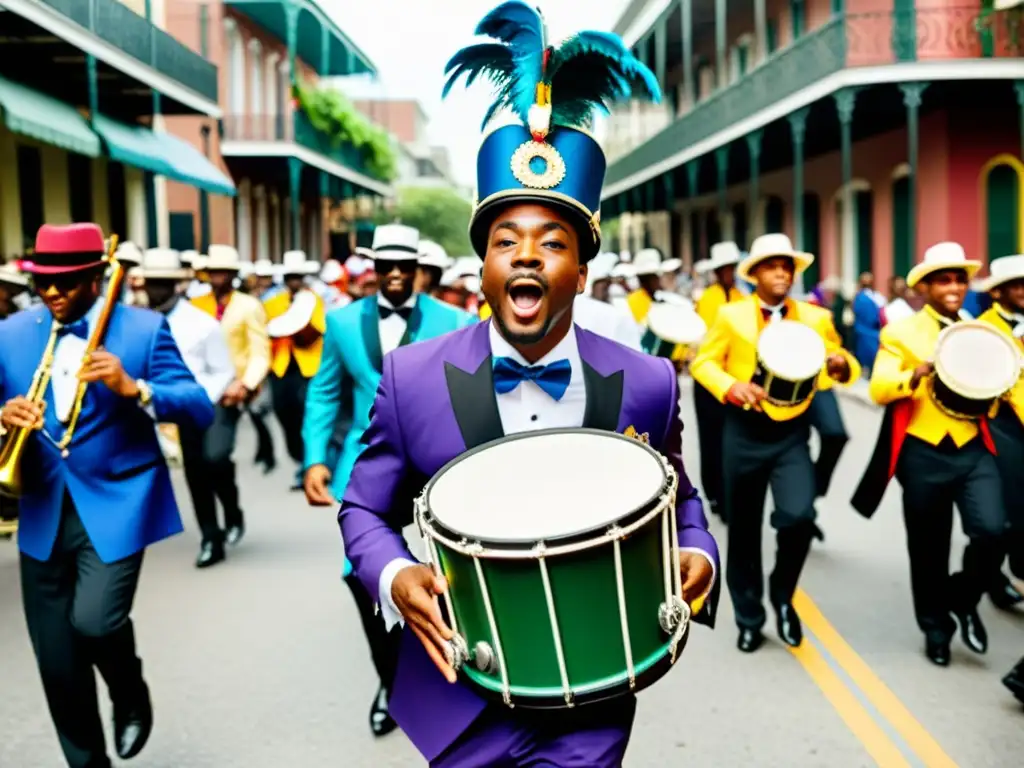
[602,0,1024,293]
[0,0,229,259]
[164,0,392,261]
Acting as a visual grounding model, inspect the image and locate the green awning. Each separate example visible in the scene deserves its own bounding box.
[93,115,236,197]
[0,76,100,157]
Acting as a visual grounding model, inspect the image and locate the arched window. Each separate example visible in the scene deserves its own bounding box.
[981,155,1024,260]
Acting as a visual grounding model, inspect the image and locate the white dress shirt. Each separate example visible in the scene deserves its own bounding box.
[573,295,643,351]
[376,322,715,630]
[378,295,417,356]
[165,299,235,404]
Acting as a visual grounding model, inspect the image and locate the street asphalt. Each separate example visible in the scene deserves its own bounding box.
[1,378,1021,767]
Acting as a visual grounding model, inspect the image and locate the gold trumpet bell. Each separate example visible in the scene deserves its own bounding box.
[0,427,29,499]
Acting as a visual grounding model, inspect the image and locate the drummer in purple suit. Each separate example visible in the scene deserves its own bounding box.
[338,4,719,766]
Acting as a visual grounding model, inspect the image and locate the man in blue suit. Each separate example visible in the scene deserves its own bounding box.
[303,223,475,736]
[0,224,214,768]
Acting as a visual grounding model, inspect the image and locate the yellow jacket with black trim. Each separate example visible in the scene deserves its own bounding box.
[691,294,861,421]
[868,307,979,447]
[695,283,744,328]
[263,290,327,379]
[977,306,1024,424]
[191,291,270,391]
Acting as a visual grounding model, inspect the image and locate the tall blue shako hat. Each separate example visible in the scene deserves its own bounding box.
[443,1,661,261]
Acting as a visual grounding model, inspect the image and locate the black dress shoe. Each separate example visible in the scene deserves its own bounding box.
[195,541,225,569]
[989,577,1024,611]
[811,523,825,543]
[1002,657,1024,704]
[773,602,803,648]
[225,523,245,547]
[369,685,397,737]
[114,683,152,760]
[925,638,951,667]
[952,607,988,654]
[737,628,764,653]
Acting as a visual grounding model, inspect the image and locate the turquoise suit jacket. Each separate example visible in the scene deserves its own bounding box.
[303,294,476,503]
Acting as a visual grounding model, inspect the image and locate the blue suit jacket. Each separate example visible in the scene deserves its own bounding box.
[304,294,476,499]
[0,304,215,563]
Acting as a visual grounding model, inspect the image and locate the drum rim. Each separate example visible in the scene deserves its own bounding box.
[933,321,1021,400]
[755,319,827,383]
[645,303,707,345]
[418,427,673,549]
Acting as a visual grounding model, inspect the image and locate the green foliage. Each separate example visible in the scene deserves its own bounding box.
[293,81,397,182]
[380,187,473,256]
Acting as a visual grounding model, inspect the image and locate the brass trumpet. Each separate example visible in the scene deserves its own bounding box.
[0,235,123,498]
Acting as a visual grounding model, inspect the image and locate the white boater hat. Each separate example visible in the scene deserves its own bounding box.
[708,241,742,271]
[633,248,662,276]
[372,224,420,261]
[419,240,451,270]
[179,250,198,266]
[737,233,814,283]
[281,250,319,276]
[0,262,29,288]
[115,241,143,265]
[204,244,242,271]
[253,258,274,278]
[659,258,683,275]
[140,248,189,280]
[907,241,982,289]
[979,254,1024,293]
[267,289,317,338]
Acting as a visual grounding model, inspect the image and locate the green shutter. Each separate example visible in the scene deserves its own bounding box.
[987,164,1021,260]
[802,194,821,288]
[892,176,911,278]
[855,189,874,275]
[791,0,805,39]
[766,20,778,54]
[733,203,748,250]
[765,196,785,232]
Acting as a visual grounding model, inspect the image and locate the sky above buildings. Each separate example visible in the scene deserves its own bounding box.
[327,0,629,187]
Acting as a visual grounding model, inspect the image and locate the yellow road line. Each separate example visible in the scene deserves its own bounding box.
[794,589,960,768]
[788,638,911,767]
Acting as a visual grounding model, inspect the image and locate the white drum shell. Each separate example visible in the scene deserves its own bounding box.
[646,302,707,345]
[756,320,826,381]
[934,321,1020,400]
[424,431,667,543]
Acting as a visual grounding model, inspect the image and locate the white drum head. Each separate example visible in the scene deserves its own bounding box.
[757,320,826,380]
[934,321,1020,399]
[646,303,707,345]
[425,430,667,543]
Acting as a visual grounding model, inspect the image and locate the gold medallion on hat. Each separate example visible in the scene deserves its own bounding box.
[510,140,566,190]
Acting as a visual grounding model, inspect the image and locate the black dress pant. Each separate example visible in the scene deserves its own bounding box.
[807,389,849,498]
[723,409,818,630]
[180,404,243,545]
[693,381,726,512]
[270,358,309,468]
[20,495,145,768]
[343,573,402,689]
[987,409,1024,580]
[896,436,1006,643]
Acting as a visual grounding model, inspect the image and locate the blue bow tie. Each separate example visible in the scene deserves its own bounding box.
[492,357,572,401]
[57,320,88,340]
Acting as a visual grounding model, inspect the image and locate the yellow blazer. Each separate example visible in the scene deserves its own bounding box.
[695,283,744,328]
[869,307,978,447]
[263,290,326,379]
[479,302,492,321]
[977,307,1024,424]
[192,291,271,392]
[691,295,861,422]
[627,288,688,361]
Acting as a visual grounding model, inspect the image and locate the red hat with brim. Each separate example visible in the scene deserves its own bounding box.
[20,223,108,275]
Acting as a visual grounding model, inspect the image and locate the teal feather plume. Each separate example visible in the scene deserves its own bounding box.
[442,1,660,132]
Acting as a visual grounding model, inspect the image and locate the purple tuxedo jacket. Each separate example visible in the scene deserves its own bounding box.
[339,321,720,761]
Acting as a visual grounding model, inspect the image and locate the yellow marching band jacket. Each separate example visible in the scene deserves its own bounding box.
[262,290,327,379]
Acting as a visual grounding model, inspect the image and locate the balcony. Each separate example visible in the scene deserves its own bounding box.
[604,7,1023,190]
[10,0,218,110]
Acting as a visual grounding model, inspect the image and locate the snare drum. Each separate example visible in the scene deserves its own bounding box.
[930,321,1020,420]
[415,429,690,709]
[641,303,707,359]
[751,320,826,406]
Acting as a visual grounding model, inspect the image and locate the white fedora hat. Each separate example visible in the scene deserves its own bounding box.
[978,254,1024,293]
[267,289,317,338]
[281,250,319,275]
[588,252,618,283]
[372,224,420,260]
[418,240,451,270]
[204,244,242,271]
[633,248,662,276]
[140,247,189,280]
[611,262,636,279]
[737,233,814,283]
[0,262,29,288]
[708,241,742,271]
[115,241,143,265]
[253,258,274,278]
[179,249,198,266]
[660,258,683,275]
[320,259,344,284]
[906,241,981,288]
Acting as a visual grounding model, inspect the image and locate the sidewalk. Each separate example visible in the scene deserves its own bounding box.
[834,378,876,408]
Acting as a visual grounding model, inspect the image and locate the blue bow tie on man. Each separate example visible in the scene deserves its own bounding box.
[492,357,572,401]
[57,319,89,340]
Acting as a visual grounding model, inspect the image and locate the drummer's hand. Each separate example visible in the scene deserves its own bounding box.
[679,552,714,607]
[303,464,335,507]
[725,382,766,410]
[392,564,457,683]
[826,353,851,383]
[910,361,934,390]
